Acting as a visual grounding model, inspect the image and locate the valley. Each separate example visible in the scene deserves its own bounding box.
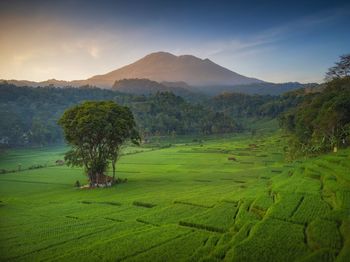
[1,1,349,261]
[1,132,349,261]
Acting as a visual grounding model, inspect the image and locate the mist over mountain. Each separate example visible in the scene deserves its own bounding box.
[193,82,318,96]
[86,52,264,87]
[112,78,194,97]
[1,51,315,95]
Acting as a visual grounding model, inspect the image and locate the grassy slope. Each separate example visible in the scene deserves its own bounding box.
[0,145,67,171]
[0,133,349,261]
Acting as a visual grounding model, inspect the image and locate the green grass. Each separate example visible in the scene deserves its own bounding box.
[0,145,67,171]
[0,132,349,261]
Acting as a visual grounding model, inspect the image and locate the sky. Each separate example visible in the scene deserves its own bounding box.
[0,0,349,83]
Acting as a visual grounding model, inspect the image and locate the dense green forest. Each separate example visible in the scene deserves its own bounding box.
[0,82,306,148]
[280,77,350,156]
[0,84,239,147]
[1,76,349,156]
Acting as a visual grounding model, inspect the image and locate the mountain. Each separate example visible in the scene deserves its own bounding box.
[85,52,264,88]
[1,51,315,95]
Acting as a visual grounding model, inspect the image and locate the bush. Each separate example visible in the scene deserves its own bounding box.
[28,164,44,170]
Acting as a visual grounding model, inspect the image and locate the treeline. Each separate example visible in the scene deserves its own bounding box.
[131,92,239,136]
[279,77,350,156]
[0,85,131,147]
[207,92,303,118]
[4,79,345,153]
[0,81,332,150]
[0,84,240,147]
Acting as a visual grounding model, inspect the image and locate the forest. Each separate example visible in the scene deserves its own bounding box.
[1,76,349,157]
[0,84,256,147]
[279,77,350,156]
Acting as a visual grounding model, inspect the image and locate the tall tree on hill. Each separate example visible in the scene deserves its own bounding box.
[58,101,140,185]
[325,54,350,81]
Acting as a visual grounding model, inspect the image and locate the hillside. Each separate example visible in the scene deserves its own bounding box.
[1,52,315,95]
[195,82,318,96]
[86,52,263,88]
[1,52,263,89]
[112,78,192,96]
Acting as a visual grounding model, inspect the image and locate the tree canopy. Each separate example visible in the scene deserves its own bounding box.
[58,101,139,184]
[325,54,350,81]
[0,85,241,147]
[279,77,350,156]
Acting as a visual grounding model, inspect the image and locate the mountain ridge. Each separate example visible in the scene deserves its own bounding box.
[0,51,316,95]
[85,51,264,87]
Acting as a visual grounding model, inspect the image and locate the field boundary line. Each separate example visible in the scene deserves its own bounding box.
[0,178,68,186]
[116,231,192,261]
[7,225,116,261]
[290,196,305,218]
[178,221,226,233]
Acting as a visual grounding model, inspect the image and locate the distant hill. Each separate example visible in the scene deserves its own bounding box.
[1,79,72,88]
[112,78,193,96]
[193,82,319,96]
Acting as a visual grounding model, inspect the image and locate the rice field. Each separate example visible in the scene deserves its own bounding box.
[0,133,349,261]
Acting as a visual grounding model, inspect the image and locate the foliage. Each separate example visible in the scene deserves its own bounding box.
[325,54,350,81]
[130,92,239,136]
[0,84,240,147]
[280,77,350,156]
[58,101,139,183]
[112,78,194,98]
[207,91,306,119]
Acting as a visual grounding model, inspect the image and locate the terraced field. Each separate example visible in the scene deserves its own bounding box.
[0,134,349,261]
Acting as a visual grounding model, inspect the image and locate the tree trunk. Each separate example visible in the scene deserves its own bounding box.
[112,160,116,183]
[88,171,94,186]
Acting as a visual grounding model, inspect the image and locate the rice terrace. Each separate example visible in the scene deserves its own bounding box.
[1,0,350,261]
[1,129,350,261]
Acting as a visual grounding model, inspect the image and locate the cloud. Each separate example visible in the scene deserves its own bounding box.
[61,40,101,58]
[88,46,100,58]
[198,6,350,59]
[12,53,34,66]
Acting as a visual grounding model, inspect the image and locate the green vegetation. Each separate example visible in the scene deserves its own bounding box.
[1,55,349,261]
[112,78,194,97]
[1,133,349,261]
[279,55,350,157]
[1,81,304,148]
[280,77,350,156]
[325,54,350,81]
[59,101,139,184]
[0,86,239,147]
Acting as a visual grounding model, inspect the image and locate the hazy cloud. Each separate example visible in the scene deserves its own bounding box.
[0,1,349,83]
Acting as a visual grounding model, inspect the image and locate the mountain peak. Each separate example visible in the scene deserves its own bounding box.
[8,51,264,91]
[147,51,176,56]
[145,52,209,63]
[87,51,263,87]
[143,51,177,60]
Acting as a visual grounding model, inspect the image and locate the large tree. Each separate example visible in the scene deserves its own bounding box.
[325,54,350,81]
[58,101,139,185]
[279,77,350,156]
